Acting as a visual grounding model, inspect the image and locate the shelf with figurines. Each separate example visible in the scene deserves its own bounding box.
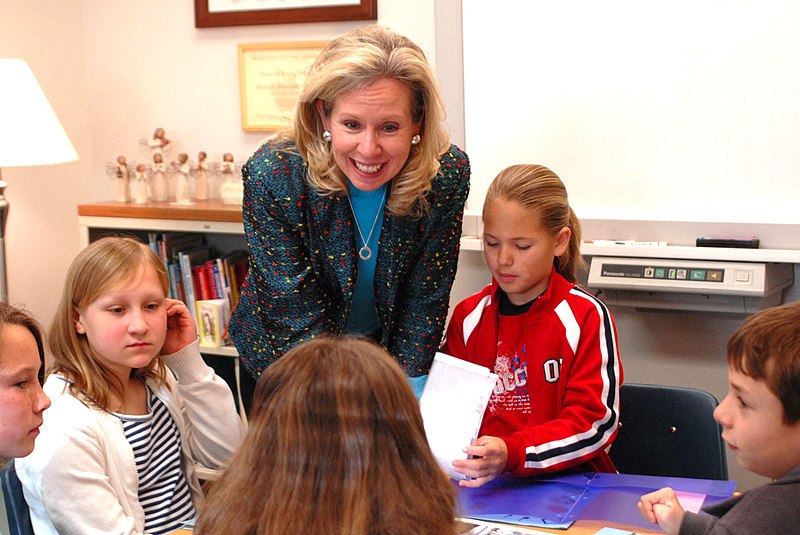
[104,127,245,209]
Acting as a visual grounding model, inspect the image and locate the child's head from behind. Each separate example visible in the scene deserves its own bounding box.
[482,164,583,304]
[0,303,50,458]
[49,236,170,410]
[198,336,456,535]
[715,301,800,479]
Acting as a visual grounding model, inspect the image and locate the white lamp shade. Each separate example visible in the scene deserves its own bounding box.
[0,59,78,167]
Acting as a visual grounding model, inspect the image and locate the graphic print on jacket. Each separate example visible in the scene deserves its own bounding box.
[440,270,622,477]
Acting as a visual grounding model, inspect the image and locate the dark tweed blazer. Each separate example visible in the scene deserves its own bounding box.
[230,141,470,378]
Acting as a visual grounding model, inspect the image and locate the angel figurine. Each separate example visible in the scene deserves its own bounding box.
[217,152,244,205]
[105,155,132,203]
[171,152,193,205]
[139,127,172,158]
[193,151,210,200]
[133,163,150,204]
[150,153,169,202]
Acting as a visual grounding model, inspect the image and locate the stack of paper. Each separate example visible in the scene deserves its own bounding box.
[420,352,498,480]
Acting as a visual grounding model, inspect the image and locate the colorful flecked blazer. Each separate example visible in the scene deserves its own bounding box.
[230,141,471,378]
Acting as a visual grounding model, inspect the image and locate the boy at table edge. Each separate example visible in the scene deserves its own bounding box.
[638,301,800,534]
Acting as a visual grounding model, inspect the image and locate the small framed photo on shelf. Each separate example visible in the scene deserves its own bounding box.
[195,0,377,28]
[197,299,231,348]
[237,41,327,132]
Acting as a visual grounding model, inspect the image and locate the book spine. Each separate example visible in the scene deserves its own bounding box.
[148,232,160,257]
[212,260,225,302]
[225,258,238,308]
[167,260,179,300]
[178,252,197,321]
[194,265,211,300]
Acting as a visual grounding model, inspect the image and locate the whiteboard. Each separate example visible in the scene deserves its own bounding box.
[462,1,800,223]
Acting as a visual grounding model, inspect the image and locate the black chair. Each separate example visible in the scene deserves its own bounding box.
[1,460,34,535]
[610,383,728,480]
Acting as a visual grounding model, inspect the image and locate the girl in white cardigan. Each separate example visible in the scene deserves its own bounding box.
[17,236,244,535]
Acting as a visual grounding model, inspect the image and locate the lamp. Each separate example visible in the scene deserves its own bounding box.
[0,58,78,302]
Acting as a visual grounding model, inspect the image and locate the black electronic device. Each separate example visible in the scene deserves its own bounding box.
[696,237,760,249]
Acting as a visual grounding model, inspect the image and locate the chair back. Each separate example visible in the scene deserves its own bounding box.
[1,460,34,535]
[610,383,728,480]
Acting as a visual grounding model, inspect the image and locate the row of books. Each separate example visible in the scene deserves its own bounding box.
[147,232,249,347]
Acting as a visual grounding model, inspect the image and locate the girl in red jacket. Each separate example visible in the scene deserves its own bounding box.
[442,164,622,487]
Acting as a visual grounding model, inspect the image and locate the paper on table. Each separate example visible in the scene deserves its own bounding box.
[675,490,707,513]
[420,352,498,480]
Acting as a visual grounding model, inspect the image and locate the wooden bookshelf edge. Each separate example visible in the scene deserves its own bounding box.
[78,200,243,223]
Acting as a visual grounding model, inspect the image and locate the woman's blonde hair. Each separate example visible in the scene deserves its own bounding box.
[484,164,584,282]
[196,336,457,535]
[279,25,451,216]
[48,236,169,410]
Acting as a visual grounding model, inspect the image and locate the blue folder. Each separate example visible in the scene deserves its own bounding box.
[455,472,736,530]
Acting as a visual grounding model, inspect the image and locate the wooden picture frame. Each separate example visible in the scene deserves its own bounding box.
[195,0,377,28]
[237,41,327,132]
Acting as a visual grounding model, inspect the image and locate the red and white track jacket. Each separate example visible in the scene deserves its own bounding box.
[441,267,622,477]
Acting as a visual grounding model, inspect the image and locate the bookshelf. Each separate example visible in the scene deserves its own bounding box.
[77,200,253,441]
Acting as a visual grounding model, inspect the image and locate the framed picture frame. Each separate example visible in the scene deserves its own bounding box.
[195,0,377,28]
[238,41,327,132]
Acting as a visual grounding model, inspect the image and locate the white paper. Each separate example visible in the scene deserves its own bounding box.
[420,352,498,480]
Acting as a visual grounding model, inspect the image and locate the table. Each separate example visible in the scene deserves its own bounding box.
[455,472,735,534]
[532,519,661,534]
[169,472,735,534]
[170,521,661,534]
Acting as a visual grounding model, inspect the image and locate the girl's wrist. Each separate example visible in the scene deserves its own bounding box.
[161,338,205,382]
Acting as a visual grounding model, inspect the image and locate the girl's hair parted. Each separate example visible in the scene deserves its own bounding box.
[196,335,457,535]
[484,164,584,282]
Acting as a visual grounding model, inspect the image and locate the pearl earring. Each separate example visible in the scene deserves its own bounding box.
[411,134,421,145]
[322,130,332,142]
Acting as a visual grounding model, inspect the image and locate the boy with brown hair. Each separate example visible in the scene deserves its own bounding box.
[638,301,800,534]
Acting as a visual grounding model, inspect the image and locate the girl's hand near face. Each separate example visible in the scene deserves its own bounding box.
[162,298,198,355]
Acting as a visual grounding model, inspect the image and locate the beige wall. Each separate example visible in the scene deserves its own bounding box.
[0,0,92,324]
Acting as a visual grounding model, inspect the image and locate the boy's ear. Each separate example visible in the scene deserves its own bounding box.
[554,227,571,257]
[73,306,86,335]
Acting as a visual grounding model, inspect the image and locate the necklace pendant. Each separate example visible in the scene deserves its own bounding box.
[358,245,372,261]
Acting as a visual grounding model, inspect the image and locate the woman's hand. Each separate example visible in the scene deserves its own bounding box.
[637,487,685,535]
[451,435,508,488]
[162,298,198,355]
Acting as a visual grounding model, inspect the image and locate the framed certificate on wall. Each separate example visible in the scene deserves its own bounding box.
[196,0,377,27]
[237,41,327,131]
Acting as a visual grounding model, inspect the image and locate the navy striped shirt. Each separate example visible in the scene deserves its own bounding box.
[116,387,196,534]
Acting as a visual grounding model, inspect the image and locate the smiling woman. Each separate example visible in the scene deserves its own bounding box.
[229,25,471,392]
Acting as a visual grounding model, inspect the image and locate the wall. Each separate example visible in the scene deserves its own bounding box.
[83,1,439,200]
[0,0,92,327]
[462,1,800,224]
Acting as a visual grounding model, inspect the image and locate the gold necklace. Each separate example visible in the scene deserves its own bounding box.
[347,188,386,261]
